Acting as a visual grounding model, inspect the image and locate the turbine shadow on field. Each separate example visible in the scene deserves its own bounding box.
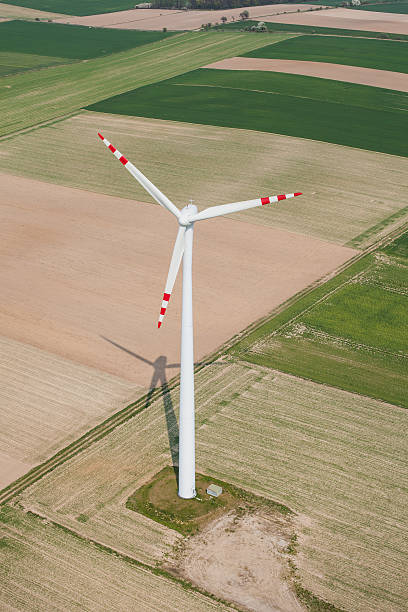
[101,336,180,480]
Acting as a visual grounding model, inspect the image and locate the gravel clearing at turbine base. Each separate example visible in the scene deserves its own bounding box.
[19,362,408,612]
[2,113,407,246]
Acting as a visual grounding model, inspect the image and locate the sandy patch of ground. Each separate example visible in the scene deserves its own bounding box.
[56,4,320,30]
[0,2,68,19]
[262,7,408,34]
[206,57,408,91]
[0,334,141,490]
[169,509,303,612]
[0,173,355,387]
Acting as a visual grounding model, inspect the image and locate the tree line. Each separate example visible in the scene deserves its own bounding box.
[151,0,301,10]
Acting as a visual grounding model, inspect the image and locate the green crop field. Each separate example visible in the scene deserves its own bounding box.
[0,31,275,137]
[353,0,408,12]
[0,0,142,16]
[87,68,408,157]
[217,20,408,40]
[0,20,174,63]
[243,34,408,73]
[232,234,408,408]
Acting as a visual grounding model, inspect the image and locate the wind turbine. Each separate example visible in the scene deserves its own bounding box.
[98,132,302,499]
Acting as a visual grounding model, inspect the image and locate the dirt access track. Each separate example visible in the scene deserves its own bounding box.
[206,57,408,92]
[261,7,408,35]
[1,173,355,387]
[56,4,321,30]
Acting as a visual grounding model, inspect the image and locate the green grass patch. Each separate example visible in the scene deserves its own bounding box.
[87,68,408,157]
[216,20,408,41]
[0,20,174,62]
[0,0,145,16]
[0,31,273,137]
[231,238,408,408]
[346,206,408,248]
[127,466,291,536]
[242,34,408,73]
[382,229,408,258]
[353,0,408,13]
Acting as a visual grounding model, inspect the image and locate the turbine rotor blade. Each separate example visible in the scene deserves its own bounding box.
[158,226,186,328]
[189,192,302,222]
[98,133,180,220]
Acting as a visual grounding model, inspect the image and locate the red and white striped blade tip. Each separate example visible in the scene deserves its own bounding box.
[158,293,171,329]
[98,132,104,140]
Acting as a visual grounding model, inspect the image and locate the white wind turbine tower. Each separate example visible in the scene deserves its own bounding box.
[98,132,302,499]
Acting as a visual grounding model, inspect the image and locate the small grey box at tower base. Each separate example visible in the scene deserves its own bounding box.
[207,484,223,498]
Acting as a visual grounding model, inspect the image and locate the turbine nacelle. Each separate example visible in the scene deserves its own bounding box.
[179,204,198,227]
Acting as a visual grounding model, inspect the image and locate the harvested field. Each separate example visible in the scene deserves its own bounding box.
[2,0,141,16]
[2,113,407,245]
[206,57,408,91]
[0,31,275,137]
[20,361,408,612]
[0,172,354,386]
[0,507,226,612]
[262,6,408,34]
[0,1,66,18]
[0,335,141,490]
[58,5,319,30]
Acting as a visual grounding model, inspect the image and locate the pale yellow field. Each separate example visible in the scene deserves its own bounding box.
[20,360,408,612]
[0,507,230,612]
[0,2,68,19]
[1,112,407,245]
[0,335,142,490]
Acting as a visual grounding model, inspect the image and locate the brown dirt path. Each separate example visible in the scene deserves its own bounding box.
[206,57,408,92]
[261,7,408,35]
[0,173,355,386]
[56,4,321,30]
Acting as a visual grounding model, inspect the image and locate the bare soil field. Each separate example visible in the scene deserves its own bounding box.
[170,509,303,612]
[2,114,408,246]
[207,56,408,91]
[0,507,228,612]
[20,361,408,612]
[0,2,68,19]
[0,172,355,386]
[263,7,408,34]
[0,335,141,490]
[57,5,319,30]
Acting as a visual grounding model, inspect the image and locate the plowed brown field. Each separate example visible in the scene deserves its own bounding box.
[57,4,318,30]
[262,7,408,35]
[0,172,355,386]
[206,57,408,92]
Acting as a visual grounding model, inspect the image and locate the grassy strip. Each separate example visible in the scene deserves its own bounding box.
[382,229,408,257]
[215,20,408,40]
[1,0,145,16]
[346,205,408,248]
[242,34,408,73]
[0,20,174,61]
[87,68,408,157]
[0,31,274,138]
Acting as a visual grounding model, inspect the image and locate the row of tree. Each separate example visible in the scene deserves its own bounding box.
[151,0,299,10]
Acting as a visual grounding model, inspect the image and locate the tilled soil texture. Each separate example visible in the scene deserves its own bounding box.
[0,335,141,489]
[206,57,408,92]
[260,7,408,35]
[56,4,321,30]
[0,173,355,386]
